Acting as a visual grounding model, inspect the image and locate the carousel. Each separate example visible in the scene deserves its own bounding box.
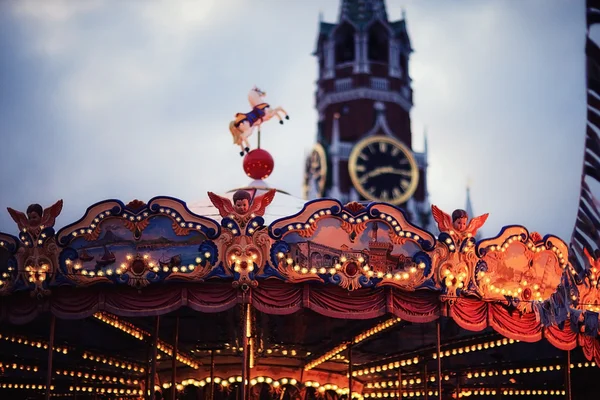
[0,88,599,400]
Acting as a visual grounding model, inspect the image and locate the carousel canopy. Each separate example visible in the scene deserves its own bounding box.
[0,180,599,399]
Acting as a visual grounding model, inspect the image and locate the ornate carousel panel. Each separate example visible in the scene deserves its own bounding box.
[55,198,220,288]
[269,200,436,291]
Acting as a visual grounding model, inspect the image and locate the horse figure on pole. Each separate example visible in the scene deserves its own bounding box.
[229,86,289,156]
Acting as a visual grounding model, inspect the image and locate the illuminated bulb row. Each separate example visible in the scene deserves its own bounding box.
[69,386,142,395]
[82,352,145,373]
[499,390,566,396]
[0,383,53,390]
[375,264,425,280]
[158,207,205,230]
[55,369,139,385]
[366,375,450,389]
[94,313,198,369]
[432,338,518,359]
[168,377,358,398]
[487,235,524,254]
[377,213,420,239]
[156,342,199,369]
[0,333,68,354]
[69,210,113,238]
[354,318,402,344]
[93,313,146,340]
[0,361,39,372]
[304,343,348,370]
[482,278,543,299]
[261,348,308,356]
[487,236,566,267]
[202,345,309,357]
[353,356,420,377]
[286,210,332,232]
[341,213,370,224]
[364,391,439,398]
[570,361,597,369]
[467,363,565,379]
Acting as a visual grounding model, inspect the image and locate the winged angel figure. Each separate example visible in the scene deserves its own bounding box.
[207,189,276,229]
[6,200,63,295]
[431,205,488,242]
[7,200,64,238]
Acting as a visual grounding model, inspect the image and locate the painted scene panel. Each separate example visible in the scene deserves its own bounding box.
[283,218,421,274]
[69,215,208,273]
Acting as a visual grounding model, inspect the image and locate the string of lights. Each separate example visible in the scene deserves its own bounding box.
[305,318,402,371]
[81,351,145,373]
[93,312,199,369]
[0,333,68,354]
[55,369,139,386]
[160,375,364,400]
[432,338,519,359]
[68,386,143,395]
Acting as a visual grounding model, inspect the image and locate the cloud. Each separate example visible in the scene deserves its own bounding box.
[0,0,588,245]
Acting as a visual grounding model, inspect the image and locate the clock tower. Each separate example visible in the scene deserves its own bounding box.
[303,0,432,229]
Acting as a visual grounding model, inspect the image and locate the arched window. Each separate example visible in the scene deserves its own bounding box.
[399,52,408,77]
[335,23,355,64]
[368,22,389,62]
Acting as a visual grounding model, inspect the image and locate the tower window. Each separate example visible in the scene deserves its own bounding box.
[335,23,355,64]
[368,22,389,63]
[400,53,408,77]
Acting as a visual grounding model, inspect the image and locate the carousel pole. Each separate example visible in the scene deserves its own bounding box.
[210,349,216,400]
[456,371,460,400]
[150,316,161,400]
[241,303,250,400]
[257,127,261,149]
[397,368,402,399]
[348,342,353,400]
[171,316,179,400]
[566,350,572,400]
[145,341,151,400]
[44,314,56,400]
[436,320,442,400]
[423,364,427,399]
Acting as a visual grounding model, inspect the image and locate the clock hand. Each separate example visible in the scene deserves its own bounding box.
[359,167,412,183]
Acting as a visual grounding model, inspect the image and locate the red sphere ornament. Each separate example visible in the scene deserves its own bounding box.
[243,149,274,180]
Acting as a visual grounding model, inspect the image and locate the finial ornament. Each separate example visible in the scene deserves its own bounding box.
[228,87,290,157]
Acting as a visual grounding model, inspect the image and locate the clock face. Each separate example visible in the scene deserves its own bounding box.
[348,136,419,205]
[303,143,328,200]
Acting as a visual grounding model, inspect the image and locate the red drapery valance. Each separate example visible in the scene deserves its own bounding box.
[2,281,599,366]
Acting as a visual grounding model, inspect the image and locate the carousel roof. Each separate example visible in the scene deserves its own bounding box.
[0,161,599,400]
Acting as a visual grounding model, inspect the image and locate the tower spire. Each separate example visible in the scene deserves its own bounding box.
[339,0,388,26]
[465,184,474,218]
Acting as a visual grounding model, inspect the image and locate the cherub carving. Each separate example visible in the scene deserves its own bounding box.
[6,200,63,296]
[7,200,63,239]
[207,189,276,229]
[431,205,488,242]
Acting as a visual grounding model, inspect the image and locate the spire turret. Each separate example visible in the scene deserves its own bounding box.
[339,0,387,27]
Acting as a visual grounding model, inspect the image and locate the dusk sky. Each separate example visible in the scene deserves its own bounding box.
[0,0,588,241]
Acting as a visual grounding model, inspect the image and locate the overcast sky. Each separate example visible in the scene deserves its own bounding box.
[0,0,587,241]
